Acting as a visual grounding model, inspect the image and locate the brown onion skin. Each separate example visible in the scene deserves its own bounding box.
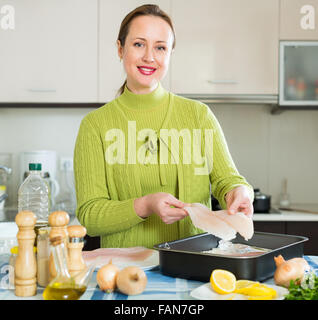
[96,261,120,292]
[274,255,309,288]
[116,266,147,295]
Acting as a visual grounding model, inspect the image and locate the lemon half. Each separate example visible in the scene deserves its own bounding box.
[210,269,237,294]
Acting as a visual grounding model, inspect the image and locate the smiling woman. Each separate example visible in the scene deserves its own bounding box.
[73,4,254,249]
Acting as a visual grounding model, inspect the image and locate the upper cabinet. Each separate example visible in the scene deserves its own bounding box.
[0,0,98,103]
[3,1,307,103]
[170,0,279,95]
[98,0,171,103]
[280,0,318,40]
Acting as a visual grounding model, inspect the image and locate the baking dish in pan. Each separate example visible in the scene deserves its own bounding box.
[153,231,308,282]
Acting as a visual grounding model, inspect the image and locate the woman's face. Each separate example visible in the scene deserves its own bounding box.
[117,15,174,94]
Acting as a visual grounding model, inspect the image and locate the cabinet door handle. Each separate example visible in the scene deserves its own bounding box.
[207,80,238,85]
[27,89,57,93]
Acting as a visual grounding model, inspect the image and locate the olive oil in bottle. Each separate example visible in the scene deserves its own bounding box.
[43,237,86,300]
[43,282,86,300]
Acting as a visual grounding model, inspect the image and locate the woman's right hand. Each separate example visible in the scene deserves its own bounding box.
[135,192,190,224]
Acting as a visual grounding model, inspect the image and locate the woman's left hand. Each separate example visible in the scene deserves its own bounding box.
[225,185,254,218]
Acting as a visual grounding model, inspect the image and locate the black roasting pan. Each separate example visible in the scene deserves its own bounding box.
[153,231,308,282]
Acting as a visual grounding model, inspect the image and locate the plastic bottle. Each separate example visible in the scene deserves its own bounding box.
[18,163,50,231]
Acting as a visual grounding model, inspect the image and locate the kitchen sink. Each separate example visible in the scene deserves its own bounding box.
[0,208,18,222]
[0,213,19,254]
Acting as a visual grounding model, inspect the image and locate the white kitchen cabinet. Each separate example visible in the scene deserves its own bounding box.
[0,0,98,103]
[280,0,318,40]
[170,0,279,95]
[98,0,171,103]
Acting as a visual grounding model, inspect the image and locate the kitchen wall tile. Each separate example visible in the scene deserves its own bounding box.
[210,104,270,194]
[268,110,318,204]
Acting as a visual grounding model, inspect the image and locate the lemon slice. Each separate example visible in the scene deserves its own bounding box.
[257,284,277,299]
[235,280,258,291]
[235,282,259,294]
[235,283,277,299]
[210,269,236,294]
[247,295,273,300]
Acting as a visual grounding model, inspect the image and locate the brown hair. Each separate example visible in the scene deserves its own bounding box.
[116,4,176,97]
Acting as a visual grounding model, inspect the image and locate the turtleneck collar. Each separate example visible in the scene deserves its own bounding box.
[117,82,168,110]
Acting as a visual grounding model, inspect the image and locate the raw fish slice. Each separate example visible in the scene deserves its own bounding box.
[184,203,237,241]
[82,247,155,268]
[213,210,254,240]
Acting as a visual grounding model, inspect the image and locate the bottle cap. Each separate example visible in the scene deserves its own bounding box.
[10,246,18,255]
[0,185,6,191]
[29,163,42,171]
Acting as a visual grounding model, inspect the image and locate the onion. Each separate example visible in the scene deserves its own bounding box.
[96,260,120,293]
[116,266,147,295]
[274,255,310,288]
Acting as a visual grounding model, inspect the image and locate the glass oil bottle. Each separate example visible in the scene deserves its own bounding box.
[43,236,90,300]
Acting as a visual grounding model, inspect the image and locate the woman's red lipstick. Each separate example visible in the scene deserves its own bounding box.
[137,66,156,75]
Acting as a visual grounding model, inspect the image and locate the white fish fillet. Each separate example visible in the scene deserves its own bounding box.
[214,210,254,240]
[185,203,254,241]
[185,203,237,241]
[82,247,155,268]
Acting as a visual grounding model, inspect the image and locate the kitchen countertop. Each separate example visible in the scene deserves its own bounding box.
[253,210,318,222]
[253,204,318,222]
[2,205,318,224]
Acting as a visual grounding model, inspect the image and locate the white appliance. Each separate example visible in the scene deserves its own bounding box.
[19,150,60,207]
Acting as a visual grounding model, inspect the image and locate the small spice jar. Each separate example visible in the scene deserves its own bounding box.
[9,246,18,289]
[37,227,50,287]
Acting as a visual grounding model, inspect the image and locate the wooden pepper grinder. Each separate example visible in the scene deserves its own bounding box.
[67,225,87,277]
[15,210,37,297]
[48,211,70,280]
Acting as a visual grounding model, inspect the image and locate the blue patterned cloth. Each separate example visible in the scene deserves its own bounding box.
[0,255,317,300]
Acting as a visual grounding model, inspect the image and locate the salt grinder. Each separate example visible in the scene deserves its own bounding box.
[14,210,37,297]
[48,211,70,280]
[67,225,87,277]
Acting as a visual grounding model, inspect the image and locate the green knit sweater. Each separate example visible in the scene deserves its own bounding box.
[73,83,253,249]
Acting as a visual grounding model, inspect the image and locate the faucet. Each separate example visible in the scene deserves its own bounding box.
[0,165,12,175]
[0,193,8,203]
[0,165,12,205]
